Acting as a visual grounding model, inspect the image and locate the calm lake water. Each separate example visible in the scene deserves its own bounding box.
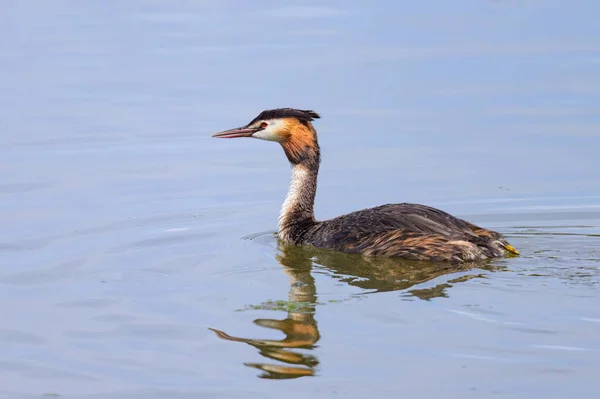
[1,1,600,398]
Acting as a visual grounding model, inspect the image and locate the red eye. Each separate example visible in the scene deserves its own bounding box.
[261,122,268,128]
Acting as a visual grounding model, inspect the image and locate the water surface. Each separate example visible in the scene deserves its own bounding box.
[1,1,600,398]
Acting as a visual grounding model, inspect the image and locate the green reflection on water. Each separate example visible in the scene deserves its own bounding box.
[209,241,504,379]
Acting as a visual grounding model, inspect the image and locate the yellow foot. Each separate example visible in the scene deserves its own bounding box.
[504,244,520,255]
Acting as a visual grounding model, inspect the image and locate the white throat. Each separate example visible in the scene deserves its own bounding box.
[279,166,308,228]
[278,165,313,237]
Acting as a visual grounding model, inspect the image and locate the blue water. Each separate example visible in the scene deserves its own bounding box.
[1,1,600,398]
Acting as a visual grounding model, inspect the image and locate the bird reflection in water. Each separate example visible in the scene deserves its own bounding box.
[209,241,502,379]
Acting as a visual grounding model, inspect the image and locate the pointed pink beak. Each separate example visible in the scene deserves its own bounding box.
[212,126,259,139]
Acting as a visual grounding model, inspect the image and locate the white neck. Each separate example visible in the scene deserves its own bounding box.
[278,165,317,241]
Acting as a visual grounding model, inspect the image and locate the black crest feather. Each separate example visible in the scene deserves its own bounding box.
[247,108,320,126]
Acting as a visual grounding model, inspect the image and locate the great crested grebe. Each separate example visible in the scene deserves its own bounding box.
[212,108,519,262]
